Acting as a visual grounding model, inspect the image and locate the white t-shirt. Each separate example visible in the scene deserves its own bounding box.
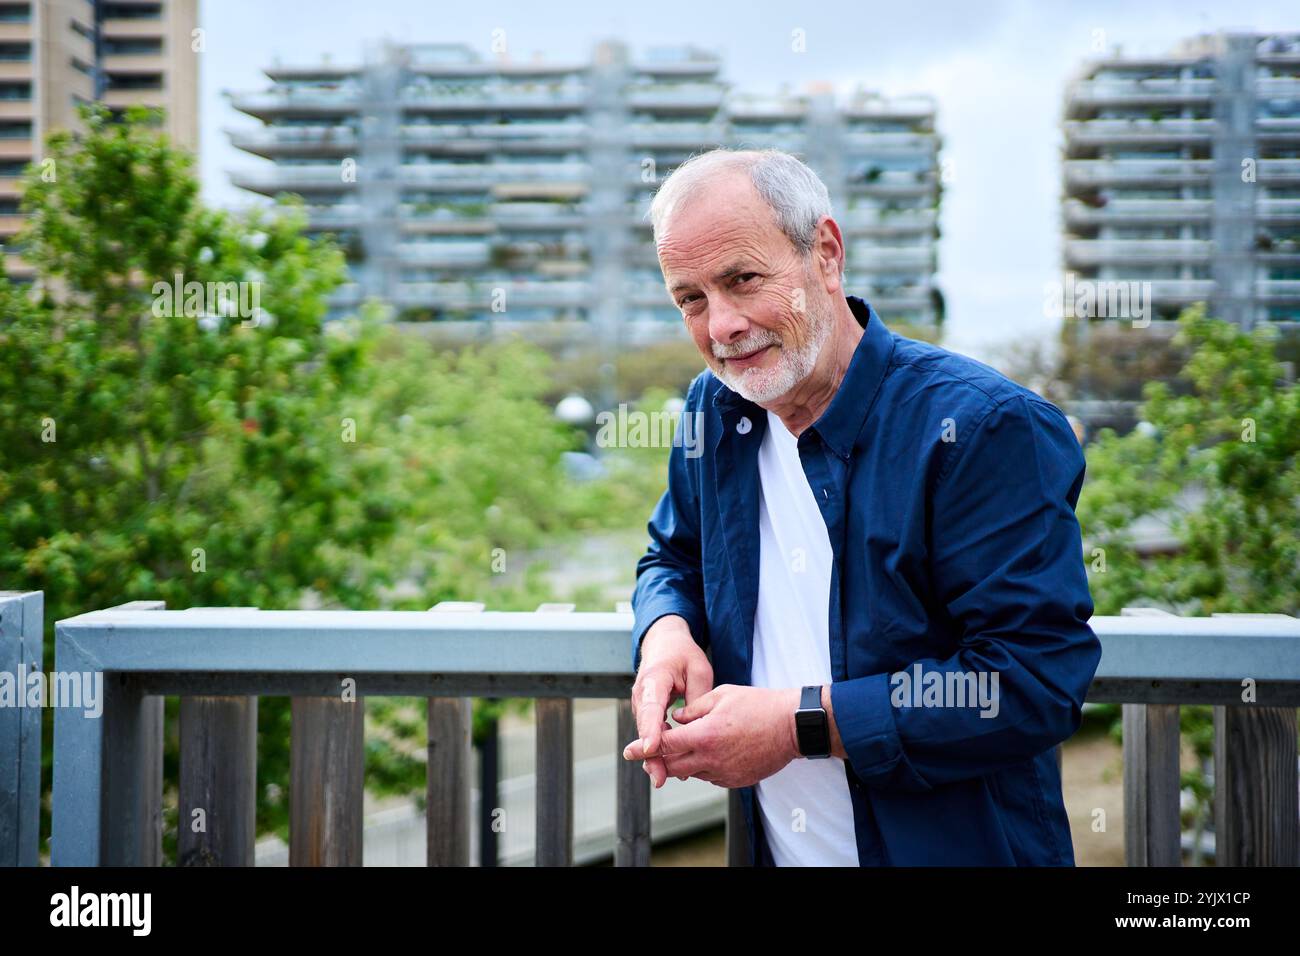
[750,409,860,866]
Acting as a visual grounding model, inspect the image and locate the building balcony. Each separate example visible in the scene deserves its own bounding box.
[400,162,590,186]
[1064,198,1212,227]
[1063,118,1216,147]
[1065,239,1213,267]
[488,202,585,226]
[849,246,935,271]
[842,131,939,153]
[101,53,167,74]
[401,121,589,146]
[840,207,938,233]
[401,87,589,111]
[1257,76,1300,97]
[393,280,591,309]
[227,125,359,157]
[1257,279,1300,301]
[627,84,726,110]
[1064,159,1213,188]
[1066,78,1215,110]
[1259,198,1300,221]
[1260,159,1300,183]
[628,122,727,147]
[396,242,492,267]
[1132,279,1216,303]
[229,166,356,196]
[100,18,167,38]
[228,90,362,119]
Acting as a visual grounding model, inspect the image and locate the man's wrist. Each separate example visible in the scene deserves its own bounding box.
[788,684,846,760]
[821,684,847,759]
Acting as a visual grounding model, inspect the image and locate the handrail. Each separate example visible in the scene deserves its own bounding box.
[1,595,1293,866]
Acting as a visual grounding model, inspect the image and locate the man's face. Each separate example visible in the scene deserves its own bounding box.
[657,174,832,404]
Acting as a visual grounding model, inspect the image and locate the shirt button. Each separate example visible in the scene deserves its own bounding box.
[736,416,752,434]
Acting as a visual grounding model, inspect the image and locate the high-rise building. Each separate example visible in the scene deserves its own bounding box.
[0,0,200,283]
[1062,31,1300,331]
[226,39,943,343]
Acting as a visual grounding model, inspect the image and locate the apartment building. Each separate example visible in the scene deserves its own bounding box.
[225,39,943,342]
[0,0,199,283]
[1062,31,1300,331]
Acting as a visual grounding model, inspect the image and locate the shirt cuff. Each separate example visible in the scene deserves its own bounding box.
[630,599,707,671]
[830,673,931,792]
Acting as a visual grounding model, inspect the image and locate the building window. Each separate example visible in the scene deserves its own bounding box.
[101,2,162,18]
[103,37,164,56]
[0,42,31,62]
[0,121,32,139]
[0,4,30,23]
[105,72,164,91]
[0,81,30,100]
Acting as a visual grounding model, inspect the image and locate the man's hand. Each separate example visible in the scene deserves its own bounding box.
[630,615,714,788]
[623,683,802,789]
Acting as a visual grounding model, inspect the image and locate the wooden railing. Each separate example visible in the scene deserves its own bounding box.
[0,592,1297,866]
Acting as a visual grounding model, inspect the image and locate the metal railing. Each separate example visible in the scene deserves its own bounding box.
[1,592,1297,866]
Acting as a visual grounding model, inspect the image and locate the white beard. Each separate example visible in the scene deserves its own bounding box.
[716,298,833,404]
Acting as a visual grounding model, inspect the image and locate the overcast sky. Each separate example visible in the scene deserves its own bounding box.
[196,0,1298,359]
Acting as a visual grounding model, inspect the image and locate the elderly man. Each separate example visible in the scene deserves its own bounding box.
[622,147,1101,866]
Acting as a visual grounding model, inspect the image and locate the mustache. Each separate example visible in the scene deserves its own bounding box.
[713,331,782,359]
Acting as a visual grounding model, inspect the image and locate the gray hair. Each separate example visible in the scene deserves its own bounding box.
[645,147,835,260]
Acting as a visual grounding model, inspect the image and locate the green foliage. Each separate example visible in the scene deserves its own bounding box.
[1077,303,1300,843]
[1078,303,1299,616]
[0,104,593,859]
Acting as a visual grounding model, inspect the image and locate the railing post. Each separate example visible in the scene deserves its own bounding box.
[0,591,43,867]
[52,600,166,866]
[534,602,574,867]
[290,695,365,866]
[535,697,573,865]
[615,697,651,866]
[1214,705,1300,866]
[426,601,479,867]
[179,696,258,866]
[1122,703,1182,866]
[427,696,473,866]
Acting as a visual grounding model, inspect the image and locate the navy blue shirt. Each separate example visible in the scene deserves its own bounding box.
[631,295,1101,865]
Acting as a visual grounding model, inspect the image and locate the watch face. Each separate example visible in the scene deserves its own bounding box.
[796,710,830,757]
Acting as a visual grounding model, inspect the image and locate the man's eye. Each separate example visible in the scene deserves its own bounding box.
[735,273,758,285]
[679,294,700,307]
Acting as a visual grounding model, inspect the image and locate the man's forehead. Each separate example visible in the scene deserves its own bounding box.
[656,205,776,277]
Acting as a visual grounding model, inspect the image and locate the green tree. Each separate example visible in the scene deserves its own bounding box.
[1078,305,1298,615]
[1076,304,1299,847]
[0,104,586,859]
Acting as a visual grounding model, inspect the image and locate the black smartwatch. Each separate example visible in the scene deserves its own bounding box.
[795,684,831,758]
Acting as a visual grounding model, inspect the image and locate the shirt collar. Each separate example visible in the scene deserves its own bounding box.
[711,294,896,461]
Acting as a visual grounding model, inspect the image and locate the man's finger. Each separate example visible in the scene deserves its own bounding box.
[662,750,710,779]
[684,659,714,706]
[634,670,673,756]
[672,685,717,724]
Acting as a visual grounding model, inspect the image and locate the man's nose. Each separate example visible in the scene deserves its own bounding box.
[708,299,750,348]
